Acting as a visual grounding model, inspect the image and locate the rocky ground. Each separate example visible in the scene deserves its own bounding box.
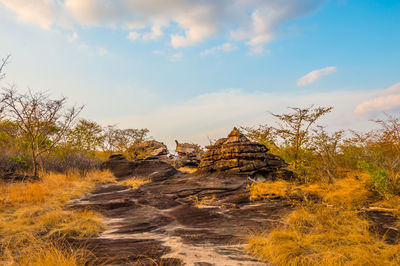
[68,167,292,265]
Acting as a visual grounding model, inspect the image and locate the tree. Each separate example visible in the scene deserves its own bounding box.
[101,125,149,154]
[0,54,10,81]
[311,126,344,183]
[271,105,333,165]
[241,125,279,153]
[0,87,83,176]
[65,119,104,155]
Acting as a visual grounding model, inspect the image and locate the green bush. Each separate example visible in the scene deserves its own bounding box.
[358,161,395,196]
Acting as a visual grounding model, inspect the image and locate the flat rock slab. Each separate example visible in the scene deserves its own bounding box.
[69,172,292,265]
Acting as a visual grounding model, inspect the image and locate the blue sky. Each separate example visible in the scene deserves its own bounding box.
[0,0,399,148]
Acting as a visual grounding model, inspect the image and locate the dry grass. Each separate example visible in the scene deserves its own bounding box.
[119,178,151,189]
[247,171,400,265]
[187,194,216,208]
[178,167,198,174]
[0,170,116,265]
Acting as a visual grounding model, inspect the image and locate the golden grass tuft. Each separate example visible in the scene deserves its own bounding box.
[119,178,151,189]
[178,167,198,174]
[247,171,400,265]
[187,194,216,208]
[0,170,116,265]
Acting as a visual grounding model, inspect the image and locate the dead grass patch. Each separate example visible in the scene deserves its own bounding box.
[178,167,198,174]
[0,170,116,265]
[119,178,151,189]
[247,171,400,265]
[187,194,216,208]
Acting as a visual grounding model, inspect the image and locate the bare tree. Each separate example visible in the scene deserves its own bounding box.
[0,87,83,176]
[311,126,344,183]
[0,54,10,81]
[271,105,333,166]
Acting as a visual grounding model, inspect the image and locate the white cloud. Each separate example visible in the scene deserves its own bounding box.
[142,25,163,40]
[200,43,238,56]
[67,31,79,42]
[127,31,140,40]
[297,66,337,86]
[102,88,376,150]
[0,0,324,53]
[355,82,400,116]
[0,0,58,28]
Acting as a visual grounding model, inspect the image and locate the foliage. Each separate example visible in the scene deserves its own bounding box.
[65,119,104,155]
[0,88,83,176]
[101,125,149,155]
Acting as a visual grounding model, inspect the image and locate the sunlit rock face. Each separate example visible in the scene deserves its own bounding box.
[129,140,169,160]
[198,127,294,180]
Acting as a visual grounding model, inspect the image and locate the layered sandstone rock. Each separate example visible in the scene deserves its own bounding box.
[198,127,294,179]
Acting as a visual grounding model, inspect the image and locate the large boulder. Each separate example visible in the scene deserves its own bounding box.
[198,127,294,180]
[101,154,177,181]
[129,140,168,160]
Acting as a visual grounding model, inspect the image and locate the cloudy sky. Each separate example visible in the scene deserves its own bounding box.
[0,0,399,148]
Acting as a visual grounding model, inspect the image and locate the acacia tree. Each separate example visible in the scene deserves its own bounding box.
[0,87,83,176]
[101,125,149,154]
[271,105,333,166]
[65,119,104,155]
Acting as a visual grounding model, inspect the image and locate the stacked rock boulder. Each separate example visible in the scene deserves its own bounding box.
[198,127,294,180]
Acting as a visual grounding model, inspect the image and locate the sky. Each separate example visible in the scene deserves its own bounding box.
[0,0,399,149]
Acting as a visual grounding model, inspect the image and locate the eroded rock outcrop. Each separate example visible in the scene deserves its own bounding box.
[198,127,294,180]
[101,154,177,181]
[174,140,203,167]
[129,140,168,160]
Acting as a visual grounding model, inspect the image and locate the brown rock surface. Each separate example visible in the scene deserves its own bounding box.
[129,140,168,160]
[198,127,294,179]
[69,165,288,265]
[101,154,177,181]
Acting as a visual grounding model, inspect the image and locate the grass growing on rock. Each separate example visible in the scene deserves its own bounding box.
[247,171,400,265]
[0,170,116,265]
[119,178,151,189]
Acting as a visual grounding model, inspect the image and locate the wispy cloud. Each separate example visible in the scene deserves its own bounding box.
[169,52,183,62]
[297,66,337,86]
[0,0,325,54]
[200,43,237,56]
[355,82,400,116]
[127,31,140,41]
[103,88,375,149]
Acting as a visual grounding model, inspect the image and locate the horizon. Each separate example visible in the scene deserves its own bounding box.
[0,0,399,149]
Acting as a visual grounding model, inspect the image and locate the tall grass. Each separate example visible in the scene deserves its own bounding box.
[247,171,400,265]
[0,170,116,265]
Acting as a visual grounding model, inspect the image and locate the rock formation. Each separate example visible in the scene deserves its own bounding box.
[198,127,294,180]
[129,140,168,160]
[174,140,203,167]
[101,154,177,181]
